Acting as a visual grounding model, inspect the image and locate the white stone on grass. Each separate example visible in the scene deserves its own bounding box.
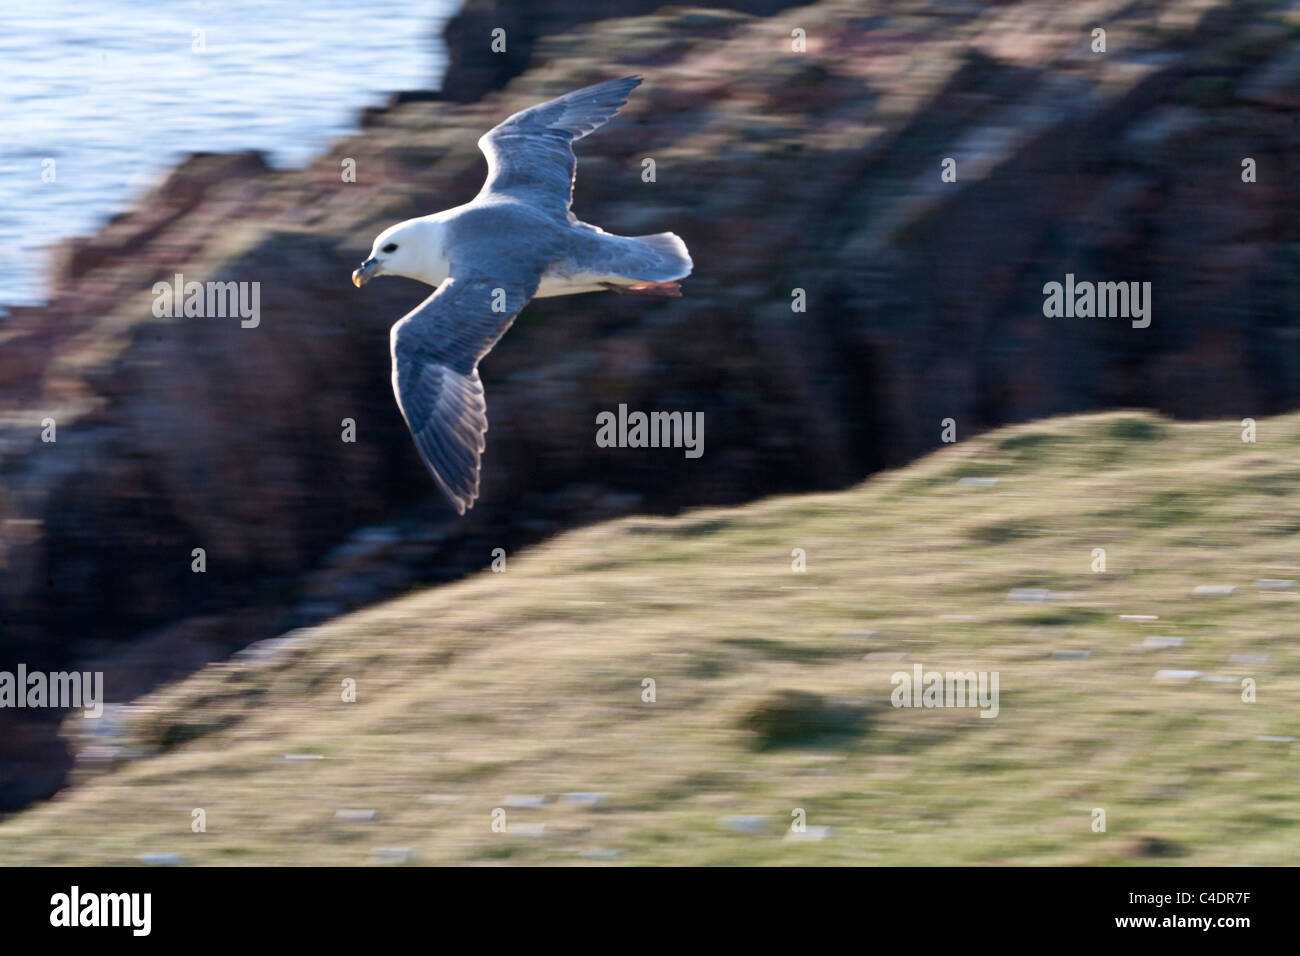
[1140,635,1185,649]
[1119,614,1159,622]
[959,477,1000,487]
[560,792,608,807]
[503,794,548,809]
[372,847,415,863]
[235,630,317,665]
[335,809,379,822]
[78,745,125,765]
[720,814,768,833]
[1230,653,1271,665]
[785,826,833,841]
[1153,669,1203,682]
[1193,585,1237,597]
[1009,588,1056,603]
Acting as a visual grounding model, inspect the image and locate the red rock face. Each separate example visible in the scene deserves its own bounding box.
[1,0,1298,807]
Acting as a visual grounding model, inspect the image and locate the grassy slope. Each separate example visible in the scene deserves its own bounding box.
[3,411,1298,865]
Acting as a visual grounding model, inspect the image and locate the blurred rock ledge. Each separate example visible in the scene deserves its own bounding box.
[2,0,1299,810]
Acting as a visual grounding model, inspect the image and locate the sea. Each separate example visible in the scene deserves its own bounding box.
[0,0,456,313]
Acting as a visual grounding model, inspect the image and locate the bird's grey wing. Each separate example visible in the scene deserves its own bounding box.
[477,75,642,218]
[390,270,540,514]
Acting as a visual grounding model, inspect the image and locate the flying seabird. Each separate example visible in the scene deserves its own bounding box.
[352,75,692,515]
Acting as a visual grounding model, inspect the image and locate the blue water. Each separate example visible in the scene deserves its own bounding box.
[0,0,455,311]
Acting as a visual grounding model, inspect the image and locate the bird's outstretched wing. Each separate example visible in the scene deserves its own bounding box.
[390,270,540,514]
[477,75,642,218]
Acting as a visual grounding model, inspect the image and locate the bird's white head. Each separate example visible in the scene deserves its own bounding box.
[352,217,448,288]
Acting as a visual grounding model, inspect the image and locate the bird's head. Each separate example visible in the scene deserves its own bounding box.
[352,218,442,287]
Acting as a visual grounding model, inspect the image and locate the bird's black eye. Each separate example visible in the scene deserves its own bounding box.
[382,243,398,253]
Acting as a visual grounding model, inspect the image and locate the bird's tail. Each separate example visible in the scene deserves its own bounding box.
[628,232,693,283]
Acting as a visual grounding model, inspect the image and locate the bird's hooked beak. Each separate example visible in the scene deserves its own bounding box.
[352,256,381,288]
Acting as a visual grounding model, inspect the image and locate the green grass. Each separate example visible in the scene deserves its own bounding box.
[2,409,1299,865]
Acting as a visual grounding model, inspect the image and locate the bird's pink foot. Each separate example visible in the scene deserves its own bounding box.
[604,280,683,297]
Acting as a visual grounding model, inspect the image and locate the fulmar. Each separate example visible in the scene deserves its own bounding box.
[352,75,692,515]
